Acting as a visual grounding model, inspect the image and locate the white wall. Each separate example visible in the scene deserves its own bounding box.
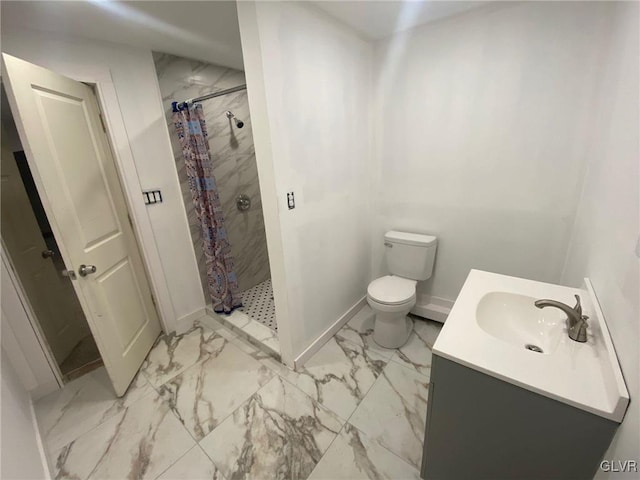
[238,1,372,359]
[240,0,639,467]
[562,2,639,475]
[1,27,205,331]
[373,2,611,307]
[1,248,61,400]
[1,348,50,479]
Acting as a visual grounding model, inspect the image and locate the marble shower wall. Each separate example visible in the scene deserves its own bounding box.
[153,52,271,294]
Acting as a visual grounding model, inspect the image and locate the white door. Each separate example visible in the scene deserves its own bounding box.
[1,130,89,364]
[2,53,161,395]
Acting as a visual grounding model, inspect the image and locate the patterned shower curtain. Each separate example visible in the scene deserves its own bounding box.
[172,103,242,313]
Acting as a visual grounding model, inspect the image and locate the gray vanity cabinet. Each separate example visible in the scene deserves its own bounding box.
[421,355,620,480]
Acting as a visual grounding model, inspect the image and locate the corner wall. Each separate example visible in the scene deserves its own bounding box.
[562,2,639,474]
[1,347,50,479]
[373,2,611,307]
[238,1,373,359]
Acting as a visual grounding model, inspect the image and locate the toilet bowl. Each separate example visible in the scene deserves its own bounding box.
[367,275,417,348]
[368,231,437,348]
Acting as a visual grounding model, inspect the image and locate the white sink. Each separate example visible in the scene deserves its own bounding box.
[476,292,565,354]
[433,270,629,422]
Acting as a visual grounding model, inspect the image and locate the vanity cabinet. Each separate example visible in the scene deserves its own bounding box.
[421,355,619,480]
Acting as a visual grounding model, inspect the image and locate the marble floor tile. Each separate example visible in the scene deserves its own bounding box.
[335,305,397,359]
[220,309,281,355]
[389,318,442,378]
[54,390,195,480]
[198,316,238,341]
[277,336,388,420]
[140,325,224,388]
[349,360,429,469]
[157,339,274,440]
[240,319,280,354]
[156,446,224,480]
[35,367,153,453]
[227,331,291,377]
[309,423,422,480]
[200,375,343,480]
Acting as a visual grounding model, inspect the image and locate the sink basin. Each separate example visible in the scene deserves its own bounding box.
[432,269,629,422]
[476,292,565,354]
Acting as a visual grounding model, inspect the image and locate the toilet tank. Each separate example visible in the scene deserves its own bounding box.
[384,231,437,281]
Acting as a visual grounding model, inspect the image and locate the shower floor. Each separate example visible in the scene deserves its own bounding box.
[240,279,277,331]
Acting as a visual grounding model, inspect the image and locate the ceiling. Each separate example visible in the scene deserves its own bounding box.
[0,1,246,70]
[312,1,489,40]
[1,1,489,71]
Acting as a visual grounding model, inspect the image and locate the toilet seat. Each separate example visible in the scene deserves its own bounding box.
[367,275,417,305]
[367,295,416,313]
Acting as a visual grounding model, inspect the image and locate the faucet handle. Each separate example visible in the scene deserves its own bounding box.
[572,315,589,343]
[573,294,582,316]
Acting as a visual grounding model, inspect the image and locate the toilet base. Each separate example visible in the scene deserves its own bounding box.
[373,313,414,349]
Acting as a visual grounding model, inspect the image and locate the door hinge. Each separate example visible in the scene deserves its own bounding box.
[98,113,106,132]
[127,213,134,229]
[150,294,157,308]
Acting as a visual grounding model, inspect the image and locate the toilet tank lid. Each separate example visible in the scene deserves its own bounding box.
[385,231,437,247]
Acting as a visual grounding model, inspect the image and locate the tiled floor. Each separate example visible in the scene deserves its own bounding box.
[35,306,441,480]
[209,305,281,359]
[240,278,277,331]
[59,334,103,382]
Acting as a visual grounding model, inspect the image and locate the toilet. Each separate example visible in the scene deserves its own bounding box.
[367,231,437,348]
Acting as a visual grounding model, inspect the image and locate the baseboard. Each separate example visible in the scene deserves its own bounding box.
[174,307,207,335]
[411,295,453,323]
[294,296,367,369]
[29,396,53,479]
[31,379,62,401]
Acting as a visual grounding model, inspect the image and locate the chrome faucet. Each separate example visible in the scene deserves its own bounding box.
[534,294,589,343]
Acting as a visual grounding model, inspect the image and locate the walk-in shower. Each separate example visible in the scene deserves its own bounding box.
[156,52,277,354]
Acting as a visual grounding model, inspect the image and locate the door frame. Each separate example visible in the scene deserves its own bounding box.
[86,78,175,334]
[1,63,174,395]
[1,242,62,399]
[4,64,175,333]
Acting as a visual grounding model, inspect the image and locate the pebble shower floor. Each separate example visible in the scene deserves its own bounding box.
[239,279,277,331]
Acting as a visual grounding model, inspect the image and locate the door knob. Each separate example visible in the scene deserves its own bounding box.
[78,264,97,277]
[41,249,55,259]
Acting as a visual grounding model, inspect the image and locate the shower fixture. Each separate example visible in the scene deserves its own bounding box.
[226,111,244,129]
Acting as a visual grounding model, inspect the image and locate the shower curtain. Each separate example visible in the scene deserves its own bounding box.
[172,103,241,313]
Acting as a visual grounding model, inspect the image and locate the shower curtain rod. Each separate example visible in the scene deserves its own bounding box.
[172,84,247,111]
